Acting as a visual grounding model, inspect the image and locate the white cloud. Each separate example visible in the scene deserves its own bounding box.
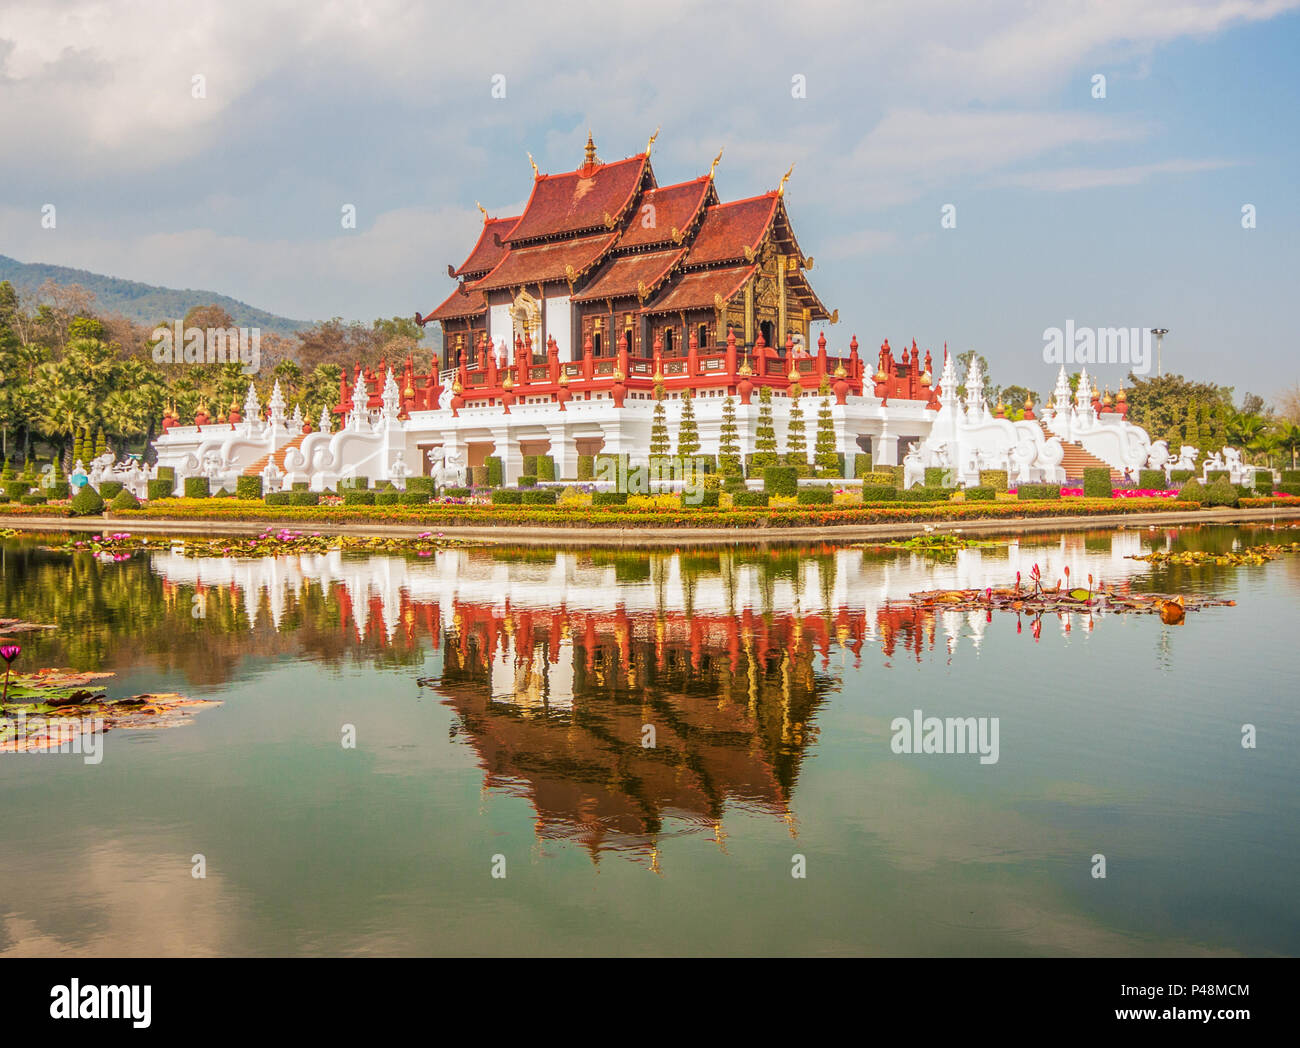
[1001,158,1239,191]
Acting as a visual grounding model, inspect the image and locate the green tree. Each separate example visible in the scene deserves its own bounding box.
[649,380,671,460]
[784,383,807,470]
[676,388,700,458]
[751,386,778,470]
[718,396,742,476]
[813,387,839,476]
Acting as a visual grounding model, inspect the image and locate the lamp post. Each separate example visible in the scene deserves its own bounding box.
[1150,328,1169,377]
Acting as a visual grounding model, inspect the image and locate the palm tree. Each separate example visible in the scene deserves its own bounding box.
[36,384,91,468]
[1273,420,1300,469]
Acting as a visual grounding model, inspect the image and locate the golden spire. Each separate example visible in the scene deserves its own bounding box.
[646,126,660,155]
[584,130,598,168]
[709,147,723,180]
[476,201,488,219]
[778,162,795,197]
[527,152,539,178]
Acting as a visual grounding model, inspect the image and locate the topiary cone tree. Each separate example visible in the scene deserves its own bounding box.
[814,389,839,477]
[751,385,779,470]
[785,384,807,471]
[718,395,742,476]
[649,379,671,461]
[676,388,700,459]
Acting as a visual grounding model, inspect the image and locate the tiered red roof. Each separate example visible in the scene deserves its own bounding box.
[683,194,779,267]
[615,176,714,250]
[642,264,757,316]
[424,283,486,322]
[454,215,519,278]
[572,247,686,304]
[474,232,619,292]
[505,153,649,244]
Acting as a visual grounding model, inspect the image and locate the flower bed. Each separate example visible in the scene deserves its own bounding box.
[79,495,1212,530]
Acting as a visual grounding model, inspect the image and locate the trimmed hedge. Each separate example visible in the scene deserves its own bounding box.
[1177,479,1206,502]
[796,488,834,506]
[1169,469,1194,484]
[1253,470,1274,492]
[1083,467,1113,499]
[521,488,559,505]
[732,491,769,508]
[375,491,400,505]
[963,486,995,501]
[184,476,210,498]
[577,454,595,481]
[1205,478,1239,507]
[689,490,721,508]
[1138,469,1167,490]
[265,492,293,506]
[1204,470,1230,484]
[517,474,538,488]
[400,492,430,505]
[443,487,471,497]
[861,486,951,503]
[155,466,175,483]
[592,491,629,507]
[290,491,320,506]
[924,466,951,488]
[69,486,105,516]
[763,467,799,496]
[1277,482,1300,497]
[853,454,875,478]
[19,494,47,505]
[236,476,263,499]
[978,470,1008,492]
[343,490,376,505]
[862,471,898,487]
[405,476,436,495]
[485,456,503,487]
[1280,470,1300,484]
[491,489,523,505]
[99,480,125,499]
[291,481,309,492]
[1016,484,1061,500]
[110,488,141,511]
[469,466,488,489]
[147,479,173,500]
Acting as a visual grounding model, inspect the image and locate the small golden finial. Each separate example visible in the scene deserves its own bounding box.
[584,130,598,168]
[476,201,488,219]
[527,152,539,178]
[646,126,660,155]
[778,162,795,197]
[709,147,724,179]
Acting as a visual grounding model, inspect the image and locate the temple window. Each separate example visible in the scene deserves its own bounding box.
[664,327,675,355]
[698,323,709,348]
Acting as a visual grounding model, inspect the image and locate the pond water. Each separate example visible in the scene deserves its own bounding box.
[1,525,1297,956]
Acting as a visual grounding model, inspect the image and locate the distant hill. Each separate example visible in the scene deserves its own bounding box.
[0,254,314,335]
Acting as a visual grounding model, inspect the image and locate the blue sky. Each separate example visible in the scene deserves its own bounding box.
[1,0,1297,401]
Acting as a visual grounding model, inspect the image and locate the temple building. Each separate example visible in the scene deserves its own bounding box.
[418,133,833,370]
[157,135,1172,491]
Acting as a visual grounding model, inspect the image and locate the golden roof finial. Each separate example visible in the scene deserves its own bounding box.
[476,201,488,219]
[527,152,539,178]
[584,130,598,168]
[646,126,660,155]
[709,147,724,180]
[778,162,795,197]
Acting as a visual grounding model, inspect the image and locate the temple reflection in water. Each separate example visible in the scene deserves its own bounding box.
[134,535,1160,862]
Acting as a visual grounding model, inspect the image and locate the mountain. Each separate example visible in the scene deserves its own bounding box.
[0,254,313,335]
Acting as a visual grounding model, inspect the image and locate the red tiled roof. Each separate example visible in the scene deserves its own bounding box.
[616,177,713,249]
[572,247,685,303]
[683,194,778,266]
[472,232,619,292]
[454,216,520,278]
[505,154,649,244]
[640,264,755,316]
[424,284,487,321]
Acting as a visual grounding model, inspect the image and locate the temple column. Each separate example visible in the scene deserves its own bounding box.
[874,418,899,467]
[490,425,523,485]
[547,424,577,481]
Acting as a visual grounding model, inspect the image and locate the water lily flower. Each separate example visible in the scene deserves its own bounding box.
[1,643,19,707]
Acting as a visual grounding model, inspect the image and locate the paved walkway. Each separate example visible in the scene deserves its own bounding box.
[6,505,1300,547]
